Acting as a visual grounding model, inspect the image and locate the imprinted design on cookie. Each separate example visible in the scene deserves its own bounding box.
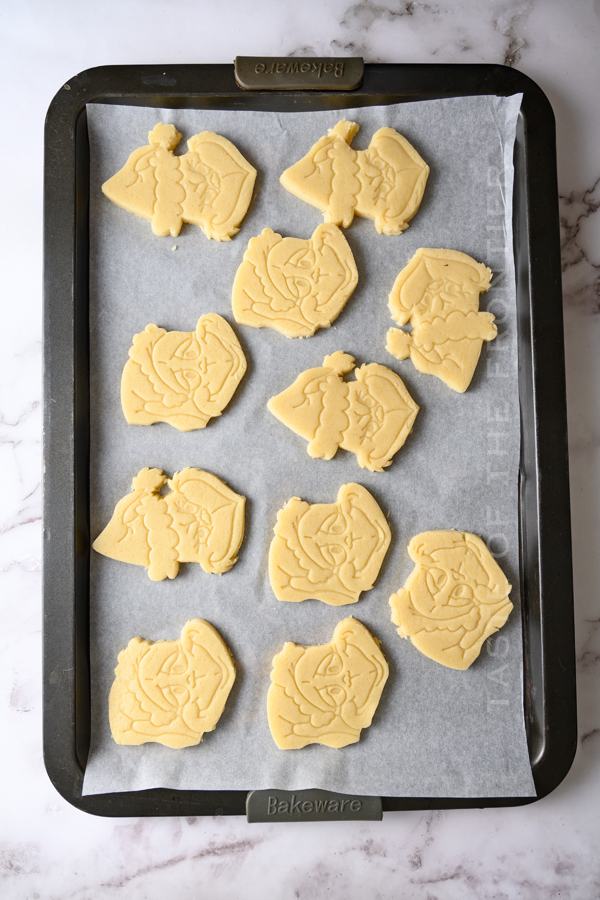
[268,351,419,472]
[280,120,429,235]
[93,467,245,581]
[268,617,389,749]
[121,313,246,431]
[269,483,391,606]
[386,248,497,393]
[389,530,513,670]
[232,223,358,338]
[102,123,256,240]
[109,619,236,748]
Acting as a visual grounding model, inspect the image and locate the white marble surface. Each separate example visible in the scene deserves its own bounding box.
[1,0,599,896]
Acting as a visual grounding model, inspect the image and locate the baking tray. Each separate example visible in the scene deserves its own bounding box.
[43,62,576,817]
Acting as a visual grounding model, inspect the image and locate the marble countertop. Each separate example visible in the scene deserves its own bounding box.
[2,1,599,896]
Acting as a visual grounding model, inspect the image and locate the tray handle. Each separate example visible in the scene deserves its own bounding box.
[246,789,381,822]
[234,56,364,91]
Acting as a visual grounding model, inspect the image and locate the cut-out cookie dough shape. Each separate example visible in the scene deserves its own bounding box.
[267,351,419,472]
[268,617,389,749]
[231,224,358,338]
[280,120,429,235]
[109,619,236,748]
[386,248,497,393]
[93,467,245,581]
[121,313,246,431]
[389,530,513,670]
[102,123,256,240]
[269,483,391,606]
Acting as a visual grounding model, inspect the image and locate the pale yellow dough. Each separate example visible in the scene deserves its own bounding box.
[389,530,513,670]
[231,224,358,338]
[386,248,496,393]
[280,120,429,235]
[109,619,236,748]
[93,467,245,581]
[268,617,389,749]
[121,313,246,431]
[269,483,391,606]
[102,123,256,240]
[267,351,419,472]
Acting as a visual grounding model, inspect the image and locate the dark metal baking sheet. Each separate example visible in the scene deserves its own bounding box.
[43,62,576,817]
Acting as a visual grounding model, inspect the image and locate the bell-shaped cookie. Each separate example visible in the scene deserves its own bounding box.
[268,351,419,472]
[389,530,513,670]
[102,123,256,240]
[268,617,389,749]
[121,313,246,432]
[232,224,358,338]
[269,482,391,606]
[280,120,429,235]
[109,619,236,748]
[386,248,497,392]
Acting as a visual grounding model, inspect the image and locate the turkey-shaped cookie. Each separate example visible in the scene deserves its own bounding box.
[231,224,358,338]
[102,123,256,240]
[267,351,419,472]
[280,120,429,235]
[386,248,497,393]
[389,530,513,670]
[93,467,245,581]
[109,619,236,748]
[268,618,389,749]
[269,483,391,606]
[121,313,246,431]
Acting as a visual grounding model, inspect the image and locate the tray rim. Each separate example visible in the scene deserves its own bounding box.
[43,61,576,817]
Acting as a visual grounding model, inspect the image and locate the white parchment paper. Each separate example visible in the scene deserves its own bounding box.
[82,94,535,798]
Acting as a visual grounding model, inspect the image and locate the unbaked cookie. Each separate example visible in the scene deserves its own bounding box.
[389,530,513,670]
[268,617,388,749]
[93,467,245,581]
[280,120,429,235]
[269,483,391,606]
[231,223,358,338]
[109,619,236,748]
[121,313,246,431]
[102,123,256,240]
[386,248,496,392]
[267,351,419,472]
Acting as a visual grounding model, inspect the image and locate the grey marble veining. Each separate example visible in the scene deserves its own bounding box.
[2,0,600,897]
[561,178,600,313]
[296,0,538,68]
